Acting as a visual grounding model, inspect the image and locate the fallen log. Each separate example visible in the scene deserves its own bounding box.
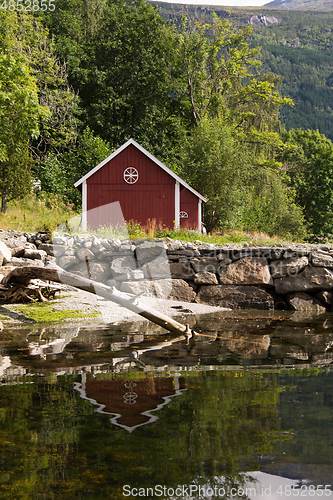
[2,266,195,336]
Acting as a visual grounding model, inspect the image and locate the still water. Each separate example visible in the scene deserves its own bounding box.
[1,310,333,500]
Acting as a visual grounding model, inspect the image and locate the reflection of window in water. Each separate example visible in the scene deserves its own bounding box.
[74,373,186,432]
[123,381,138,405]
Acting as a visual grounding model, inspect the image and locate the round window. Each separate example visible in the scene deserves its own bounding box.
[123,167,139,184]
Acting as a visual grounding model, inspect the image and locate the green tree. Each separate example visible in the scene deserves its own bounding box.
[168,15,292,133]
[280,128,333,238]
[182,118,305,237]
[0,11,49,212]
[15,12,80,166]
[35,127,111,206]
[38,0,182,163]
[181,118,250,231]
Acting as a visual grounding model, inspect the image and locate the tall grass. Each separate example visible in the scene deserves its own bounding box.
[126,218,288,245]
[0,193,78,234]
[0,197,292,245]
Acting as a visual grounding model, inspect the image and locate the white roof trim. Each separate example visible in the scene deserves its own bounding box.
[74,138,207,203]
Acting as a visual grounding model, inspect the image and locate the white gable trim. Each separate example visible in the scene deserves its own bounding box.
[74,138,207,203]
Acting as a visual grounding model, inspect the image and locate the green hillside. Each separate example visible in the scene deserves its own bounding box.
[152,2,333,141]
[249,9,333,140]
[265,0,333,11]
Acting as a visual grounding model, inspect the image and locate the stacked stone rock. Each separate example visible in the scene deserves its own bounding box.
[1,229,333,311]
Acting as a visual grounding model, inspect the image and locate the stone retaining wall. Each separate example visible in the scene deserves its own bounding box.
[1,229,333,312]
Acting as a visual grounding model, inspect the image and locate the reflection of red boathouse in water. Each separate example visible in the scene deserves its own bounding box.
[74,373,186,432]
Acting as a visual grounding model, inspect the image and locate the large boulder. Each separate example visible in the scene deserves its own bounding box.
[135,241,166,263]
[169,279,196,302]
[169,261,193,280]
[196,285,274,309]
[219,257,273,287]
[23,249,47,261]
[110,255,137,280]
[120,278,195,301]
[141,254,170,279]
[58,255,79,269]
[76,247,95,261]
[193,272,218,285]
[120,279,158,298]
[274,266,333,295]
[69,261,111,281]
[270,256,308,279]
[311,250,333,268]
[285,292,326,313]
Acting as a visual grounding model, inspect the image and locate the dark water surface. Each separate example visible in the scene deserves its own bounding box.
[1,310,333,499]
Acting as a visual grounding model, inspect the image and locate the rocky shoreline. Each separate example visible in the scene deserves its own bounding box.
[1,229,333,312]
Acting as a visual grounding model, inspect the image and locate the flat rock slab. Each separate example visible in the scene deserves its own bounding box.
[52,289,229,325]
[196,285,274,310]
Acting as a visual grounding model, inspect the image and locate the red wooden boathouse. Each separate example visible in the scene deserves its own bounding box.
[74,139,207,232]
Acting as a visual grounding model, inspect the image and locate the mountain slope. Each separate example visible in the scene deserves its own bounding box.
[264,0,333,11]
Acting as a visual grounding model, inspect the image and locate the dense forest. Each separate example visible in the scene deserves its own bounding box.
[2,1,333,239]
[155,2,333,141]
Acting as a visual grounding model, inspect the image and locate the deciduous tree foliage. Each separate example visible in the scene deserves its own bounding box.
[35,127,111,205]
[0,11,49,213]
[280,128,333,238]
[182,118,306,237]
[168,16,292,133]
[38,0,181,159]
[181,118,250,231]
[0,4,314,238]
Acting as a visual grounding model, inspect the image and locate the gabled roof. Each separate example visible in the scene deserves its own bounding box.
[74,138,207,203]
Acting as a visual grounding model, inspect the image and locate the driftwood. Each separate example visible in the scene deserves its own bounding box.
[2,266,196,336]
[0,279,60,304]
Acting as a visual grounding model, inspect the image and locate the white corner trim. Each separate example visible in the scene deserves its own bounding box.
[175,181,180,230]
[198,199,202,233]
[82,180,87,232]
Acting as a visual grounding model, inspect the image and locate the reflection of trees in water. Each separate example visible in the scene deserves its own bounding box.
[0,369,288,499]
[0,377,91,500]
